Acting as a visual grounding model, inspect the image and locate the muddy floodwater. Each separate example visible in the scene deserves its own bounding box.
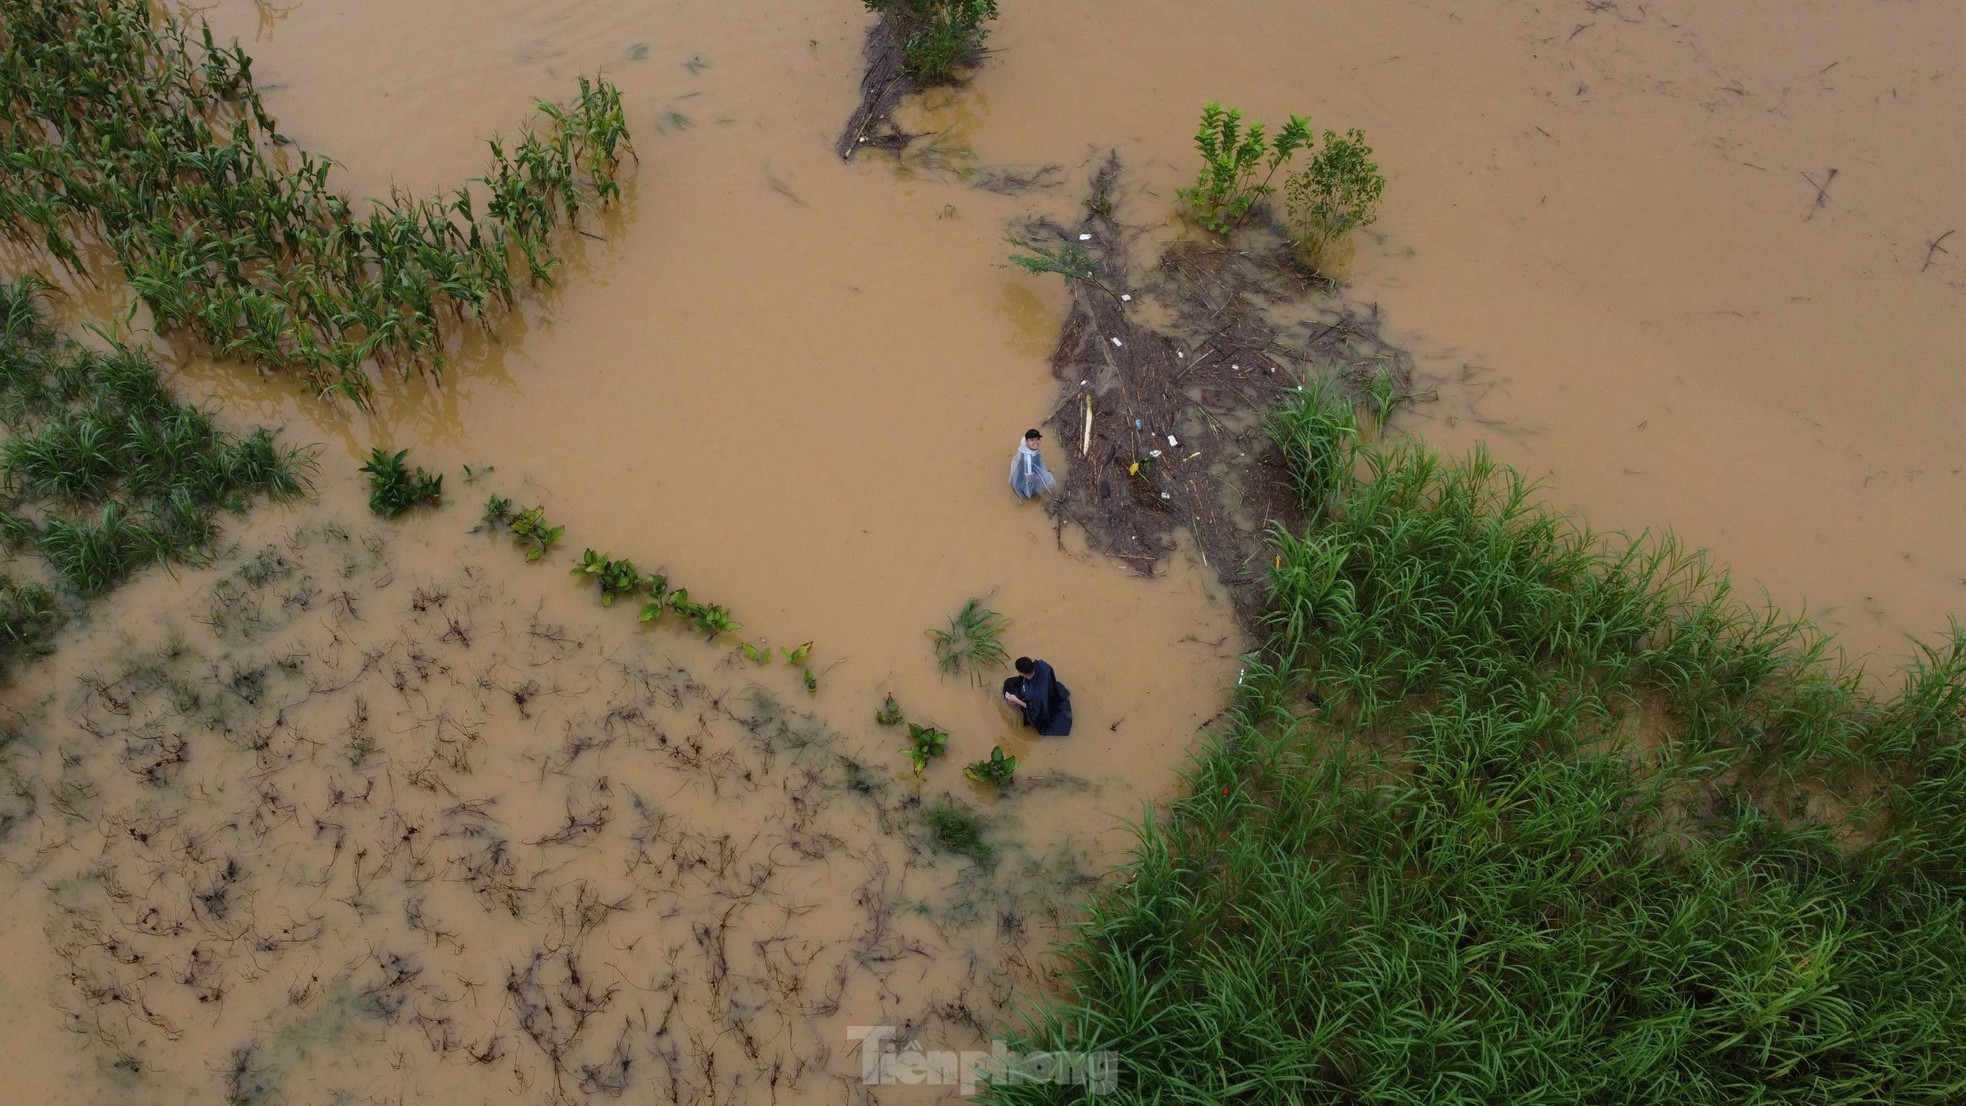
[2,0,1962,1102]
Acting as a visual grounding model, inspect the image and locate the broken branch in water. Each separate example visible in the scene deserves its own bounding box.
[1801,167,1838,219]
[1921,229,1954,273]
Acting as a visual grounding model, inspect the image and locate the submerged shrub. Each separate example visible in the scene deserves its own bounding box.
[865,0,999,82]
[922,799,995,870]
[1284,127,1386,275]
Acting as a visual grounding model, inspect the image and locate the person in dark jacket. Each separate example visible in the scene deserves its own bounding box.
[1002,656,1073,736]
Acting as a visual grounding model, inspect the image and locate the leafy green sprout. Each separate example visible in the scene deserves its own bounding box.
[480,494,513,531]
[507,506,564,562]
[876,693,905,726]
[963,745,1017,786]
[572,549,650,606]
[905,722,949,775]
[636,574,672,623]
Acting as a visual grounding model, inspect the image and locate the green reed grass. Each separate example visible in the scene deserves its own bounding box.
[930,597,1010,685]
[0,0,633,406]
[986,383,1966,1104]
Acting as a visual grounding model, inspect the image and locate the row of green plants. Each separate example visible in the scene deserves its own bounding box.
[1177,103,1385,270]
[986,381,1966,1104]
[0,0,631,405]
[359,457,827,686]
[0,275,308,673]
[471,491,775,660]
[863,0,999,82]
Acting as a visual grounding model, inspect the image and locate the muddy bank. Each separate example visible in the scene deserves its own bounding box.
[1010,155,1407,626]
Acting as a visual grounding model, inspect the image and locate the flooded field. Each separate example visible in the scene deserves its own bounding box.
[2,0,1962,1101]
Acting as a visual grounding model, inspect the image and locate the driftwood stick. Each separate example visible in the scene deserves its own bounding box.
[1921,229,1955,273]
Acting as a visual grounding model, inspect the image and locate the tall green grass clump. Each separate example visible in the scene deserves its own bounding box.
[0,276,308,601]
[987,382,1966,1104]
[930,597,1009,685]
[0,0,632,405]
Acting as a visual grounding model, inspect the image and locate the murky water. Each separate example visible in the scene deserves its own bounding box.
[3,0,1962,1100]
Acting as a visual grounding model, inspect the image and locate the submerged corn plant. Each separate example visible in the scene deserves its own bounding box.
[0,0,634,405]
[0,574,59,675]
[905,722,949,776]
[0,275,307,607]
[358,447,442,519]
[986,386,1966,1106]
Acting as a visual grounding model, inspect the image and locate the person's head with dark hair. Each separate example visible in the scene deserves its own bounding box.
[1014,657,1035,675]
[1023,429,1042,445]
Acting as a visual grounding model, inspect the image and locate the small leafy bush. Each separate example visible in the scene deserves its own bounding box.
[1284,127,1386,273]
[572,549,651,606]
[905,722,949,775]
[508,506,564,562]
[1177,103,1309,234]
[963,745,1017,786]
[480,493,513,531]
[359,447,442,518]
[864,0,999,82]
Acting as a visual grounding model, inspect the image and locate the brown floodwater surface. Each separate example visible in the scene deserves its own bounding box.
[3,0,1963,1100]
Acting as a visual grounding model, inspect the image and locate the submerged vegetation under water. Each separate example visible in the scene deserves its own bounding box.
[988,382,1966,1104]
[0,0,632,405]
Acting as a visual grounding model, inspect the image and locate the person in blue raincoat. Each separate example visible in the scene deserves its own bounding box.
[1009,428,1056,499]
[1002,656,1073,736]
